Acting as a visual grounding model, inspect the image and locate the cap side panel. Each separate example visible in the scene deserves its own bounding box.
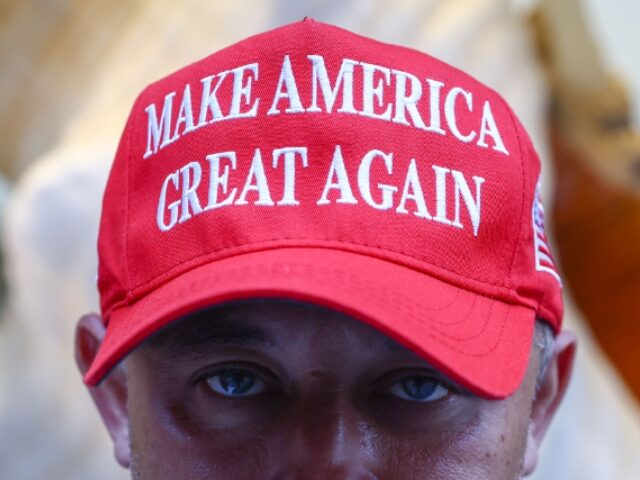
[506,114,563,330]
[98,94,141,318]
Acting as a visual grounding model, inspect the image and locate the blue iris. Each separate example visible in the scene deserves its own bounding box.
[400,376,439,400]
[218,369,256,395]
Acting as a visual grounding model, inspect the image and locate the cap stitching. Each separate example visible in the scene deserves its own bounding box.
[125,236,514,293]
[124,89,151,294]
[413,300,509,358]
[125,257,516,359]
[504,101,527,288]
[102,236,532,321]
[425,297,492,342]
[124,108,133,291]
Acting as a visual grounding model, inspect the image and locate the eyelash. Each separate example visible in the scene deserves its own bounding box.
[193,363,276,391]
[388,376,450,402]
[195,363,459,405]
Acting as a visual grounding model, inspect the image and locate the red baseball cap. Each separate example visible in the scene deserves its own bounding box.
[86,19,563,399]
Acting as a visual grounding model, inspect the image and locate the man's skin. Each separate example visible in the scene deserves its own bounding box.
[76,299,575,479]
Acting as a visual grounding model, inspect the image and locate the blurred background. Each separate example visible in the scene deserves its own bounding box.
[0,0,639,478]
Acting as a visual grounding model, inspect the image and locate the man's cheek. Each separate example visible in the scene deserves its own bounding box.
[399,408,529,479]
[127,387,290,480]
[455,407,530,479]
[129,417,275,480]
[361,433,504,480]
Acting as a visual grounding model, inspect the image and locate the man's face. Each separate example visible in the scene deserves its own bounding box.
[122,299,544,479]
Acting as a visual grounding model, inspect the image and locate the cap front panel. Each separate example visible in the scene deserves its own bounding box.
[101,21,533,318]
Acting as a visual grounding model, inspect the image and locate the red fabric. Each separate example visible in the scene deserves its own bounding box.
[87,19,563,398]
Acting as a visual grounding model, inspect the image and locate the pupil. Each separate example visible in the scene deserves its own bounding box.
[402,376,437,399]
[220,370,255,395]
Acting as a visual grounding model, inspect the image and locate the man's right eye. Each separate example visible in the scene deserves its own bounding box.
[205,368,267,397]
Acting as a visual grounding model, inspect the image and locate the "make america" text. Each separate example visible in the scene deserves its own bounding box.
[143,55,509,160]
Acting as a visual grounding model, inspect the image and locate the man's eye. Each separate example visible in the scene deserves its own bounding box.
[388,375,449,402]
[205,368,266,397]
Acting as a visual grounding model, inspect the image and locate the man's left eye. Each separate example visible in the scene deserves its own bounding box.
[205,368,267,397]
[388,375,449,402]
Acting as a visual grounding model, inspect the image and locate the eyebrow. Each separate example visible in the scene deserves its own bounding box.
[147,320,274,360]
[381,336,409,354]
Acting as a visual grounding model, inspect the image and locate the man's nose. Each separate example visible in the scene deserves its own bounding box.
[274,374,380,479]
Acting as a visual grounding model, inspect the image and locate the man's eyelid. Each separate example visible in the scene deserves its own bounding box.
[375,367,467,396]
[389,379,450,403]
[189,361,281,387]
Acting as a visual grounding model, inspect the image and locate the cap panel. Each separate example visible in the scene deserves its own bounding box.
[507,111,563,330]
[115,20,527,317]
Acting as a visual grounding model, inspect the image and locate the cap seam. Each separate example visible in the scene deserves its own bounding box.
[108,259,528,360]
[504,101,527,288]
[129,238,513,291]
[124,89,149,293]
[103,239,527,318]
[124,106,133,292]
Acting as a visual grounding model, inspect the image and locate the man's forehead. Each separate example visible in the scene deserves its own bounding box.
[144,298,414,358]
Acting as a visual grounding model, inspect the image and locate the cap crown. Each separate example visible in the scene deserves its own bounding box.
[98,20,563,329]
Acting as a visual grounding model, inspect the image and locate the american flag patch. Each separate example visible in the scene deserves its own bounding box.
[532,179,562,285]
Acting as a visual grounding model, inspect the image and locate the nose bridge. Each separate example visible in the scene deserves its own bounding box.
[278,374,378,479]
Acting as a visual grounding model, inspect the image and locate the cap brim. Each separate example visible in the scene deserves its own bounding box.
[85,247,535,398]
